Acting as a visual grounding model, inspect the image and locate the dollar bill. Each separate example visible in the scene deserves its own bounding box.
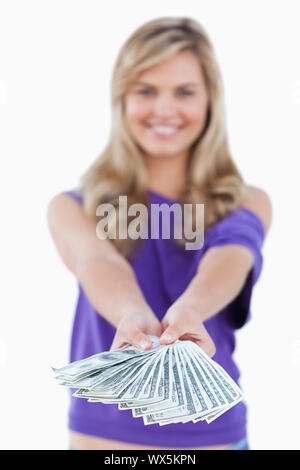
[52,336,244,425]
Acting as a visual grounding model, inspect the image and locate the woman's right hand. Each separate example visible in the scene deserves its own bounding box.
[110,309,162,351]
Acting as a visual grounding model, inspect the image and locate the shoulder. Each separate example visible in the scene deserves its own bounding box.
[239,185,273,235]
[47,191,83,223]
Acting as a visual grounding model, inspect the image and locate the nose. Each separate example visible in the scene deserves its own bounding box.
[152,93,176,117]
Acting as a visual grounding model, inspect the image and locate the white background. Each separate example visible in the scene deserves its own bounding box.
[0,0,299,450]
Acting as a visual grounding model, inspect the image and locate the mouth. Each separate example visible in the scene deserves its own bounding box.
[144,123,184,139]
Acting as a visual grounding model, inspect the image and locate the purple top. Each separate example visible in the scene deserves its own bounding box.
[64,188,265,447]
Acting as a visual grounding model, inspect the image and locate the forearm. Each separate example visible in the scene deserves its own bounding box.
[172,246,253,322]
[76,255,153,328]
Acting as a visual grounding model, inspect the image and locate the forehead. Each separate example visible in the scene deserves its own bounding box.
[136,50,205,86]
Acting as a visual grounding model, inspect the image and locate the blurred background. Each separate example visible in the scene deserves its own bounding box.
[0,0,299,449]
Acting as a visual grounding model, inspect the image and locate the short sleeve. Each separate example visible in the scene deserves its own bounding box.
[64,188,83,206]
[204,207,266,329]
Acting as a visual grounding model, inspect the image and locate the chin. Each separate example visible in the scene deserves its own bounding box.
[140,143,183,156]
[145,150,185,159]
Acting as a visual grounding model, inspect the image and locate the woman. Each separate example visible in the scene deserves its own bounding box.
[47,17,272,450]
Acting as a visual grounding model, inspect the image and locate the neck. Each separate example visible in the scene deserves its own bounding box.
[145,152,189,199]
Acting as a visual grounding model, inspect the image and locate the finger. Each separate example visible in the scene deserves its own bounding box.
[109,334,118,351]
[110,337,128,351]
[159,324,182,345]
[160,317,169,332]
[199,324,216,357]
[130,331,152,351]
[195,337,216,358]
[147,321,163,338]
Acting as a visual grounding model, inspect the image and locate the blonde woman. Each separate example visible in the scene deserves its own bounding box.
[47,17,272,450]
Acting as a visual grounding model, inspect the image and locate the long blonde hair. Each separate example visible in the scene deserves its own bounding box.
[78,16,247,258]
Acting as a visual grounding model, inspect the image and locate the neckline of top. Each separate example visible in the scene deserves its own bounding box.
[148,189,266,237]
[148,189,179,202]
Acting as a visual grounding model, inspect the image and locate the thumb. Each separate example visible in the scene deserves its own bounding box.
[110,335,128,351]
[130,331,153,351]
[160,324,181,345]
[147,321,163,338]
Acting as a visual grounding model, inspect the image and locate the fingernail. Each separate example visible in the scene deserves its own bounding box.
[139,338,150,349]
[161,334,173,343]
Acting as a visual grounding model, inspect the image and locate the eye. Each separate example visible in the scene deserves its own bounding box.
[136,88,194,97]
[137,89,153,96]
[178,89,194,96]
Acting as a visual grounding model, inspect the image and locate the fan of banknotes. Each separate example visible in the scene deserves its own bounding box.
[52,336,244,426]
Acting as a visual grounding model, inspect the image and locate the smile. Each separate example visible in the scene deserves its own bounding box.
[144,124,184,138]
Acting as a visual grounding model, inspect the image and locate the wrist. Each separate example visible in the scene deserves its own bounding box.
[117,303,154,324]
[171,297,205,321]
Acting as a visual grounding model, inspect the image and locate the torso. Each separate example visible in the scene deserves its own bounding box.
[67,185,264,452]
[69,430,232,450]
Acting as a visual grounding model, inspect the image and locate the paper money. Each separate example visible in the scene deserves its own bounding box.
[52,336,244,425]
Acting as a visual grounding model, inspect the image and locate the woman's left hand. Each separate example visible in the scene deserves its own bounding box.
[159,302,216,357]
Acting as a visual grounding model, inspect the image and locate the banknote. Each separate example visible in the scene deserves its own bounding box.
[52,336,244,425]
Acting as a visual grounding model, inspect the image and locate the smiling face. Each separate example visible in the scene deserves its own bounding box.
[124,50,209,161]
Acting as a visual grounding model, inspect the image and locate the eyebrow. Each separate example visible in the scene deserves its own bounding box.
[132,81,200,88]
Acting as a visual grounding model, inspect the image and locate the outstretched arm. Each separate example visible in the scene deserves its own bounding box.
[47,193,161,350]
[160,186,273,356]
